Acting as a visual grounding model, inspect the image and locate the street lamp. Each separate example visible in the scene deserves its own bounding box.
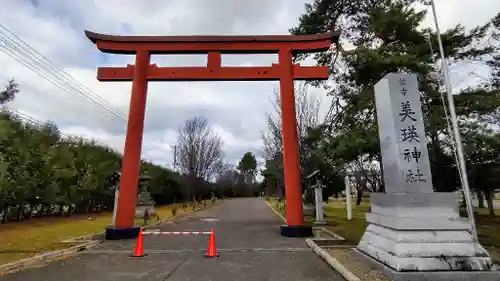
[430,0,477,239]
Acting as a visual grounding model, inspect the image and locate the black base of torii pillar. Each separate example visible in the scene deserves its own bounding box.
[105,226,142,240]
[280,225,314,237]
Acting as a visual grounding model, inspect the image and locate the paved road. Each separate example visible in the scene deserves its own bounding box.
[1,198,344,281]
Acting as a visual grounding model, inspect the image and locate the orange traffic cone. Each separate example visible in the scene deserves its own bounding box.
[132,228,145,257]
[205,228,219,258]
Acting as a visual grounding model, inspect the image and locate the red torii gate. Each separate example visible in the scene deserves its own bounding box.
[85,30,340,239]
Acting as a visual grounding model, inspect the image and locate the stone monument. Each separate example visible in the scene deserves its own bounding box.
[356,73,499,280]
[109,171,156,225]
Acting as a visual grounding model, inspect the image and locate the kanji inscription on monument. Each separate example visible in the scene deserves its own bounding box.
[374,72,432,193]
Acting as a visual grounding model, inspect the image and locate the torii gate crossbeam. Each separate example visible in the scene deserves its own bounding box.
[85,30,340,240]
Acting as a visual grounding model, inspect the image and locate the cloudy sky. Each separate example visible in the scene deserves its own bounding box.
[0,0,499,171]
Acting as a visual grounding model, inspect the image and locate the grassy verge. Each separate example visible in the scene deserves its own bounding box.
[471,208,500,260]
[322,200,369,244]
[264,197,285,217]
[266,197,500,260]
[0,200,218,265]
[264,196,368,243]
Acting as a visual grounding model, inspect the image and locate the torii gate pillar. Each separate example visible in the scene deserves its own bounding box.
[85,30,340,239]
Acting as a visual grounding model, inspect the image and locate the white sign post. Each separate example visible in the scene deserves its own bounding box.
[344,175,352,221]
[314,184,324,223]
[356,73,498,279]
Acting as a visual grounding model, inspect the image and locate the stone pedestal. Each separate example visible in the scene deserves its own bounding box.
[135,205,156,218]
[357,73,499,279]
[135,188,156,218]
[357,192,493,272]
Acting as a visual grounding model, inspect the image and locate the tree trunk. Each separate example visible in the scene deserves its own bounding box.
[477,189,485,208]
[25,204,32,220]
[40,204,45,218]
[86,199,94,213]
[2,205,8,224]
[278,184,283,201]
[356,187,363,205]
[58,204,65,216]
[67,205,73,217]
[17,205,23,221]
[485,188,495,216]
[377,154,385,192]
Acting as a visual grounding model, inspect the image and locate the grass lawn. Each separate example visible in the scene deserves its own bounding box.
[265,197,500,260]
[264,197,369,244]
[0,200,218,265]
[470,208,500,261]
[322,200,369,244]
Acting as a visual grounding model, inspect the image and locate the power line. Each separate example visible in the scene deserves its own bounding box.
[0,45,124,124]
[0,24,128,124]
[0,34,126,123]
[0,24,127,119]
[0,70,93,126]
[0,44,124,124]
[1,108,53,131]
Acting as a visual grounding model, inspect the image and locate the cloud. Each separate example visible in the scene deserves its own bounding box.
[1,0,499,173]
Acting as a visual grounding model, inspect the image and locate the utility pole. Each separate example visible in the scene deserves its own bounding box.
[171,144,179,172]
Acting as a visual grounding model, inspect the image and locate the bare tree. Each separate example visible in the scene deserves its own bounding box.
[216,164,238,185]
[215,163,245,197]
[261,82,323,177]
[177,116,224,200]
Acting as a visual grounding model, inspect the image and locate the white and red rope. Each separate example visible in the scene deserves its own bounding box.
[142,231,212,235]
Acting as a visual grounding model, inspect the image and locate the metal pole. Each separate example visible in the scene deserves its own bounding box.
[430,0,477,240]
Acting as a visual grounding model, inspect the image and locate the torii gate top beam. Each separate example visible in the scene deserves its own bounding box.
[84,30,340,55]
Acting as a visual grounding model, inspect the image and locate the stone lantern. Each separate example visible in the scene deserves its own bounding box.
[110,171,154,227]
